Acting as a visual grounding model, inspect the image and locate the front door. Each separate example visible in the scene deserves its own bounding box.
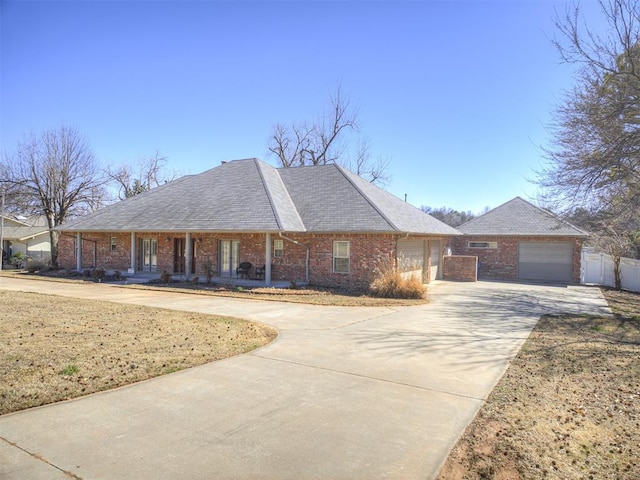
[140,238,158,272]
[219,240,240,276]
[173,238,196,274]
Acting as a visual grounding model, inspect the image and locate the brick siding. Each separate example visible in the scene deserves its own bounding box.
[58,231,447,291]
[452,236,584,283]
[443,255,478,282]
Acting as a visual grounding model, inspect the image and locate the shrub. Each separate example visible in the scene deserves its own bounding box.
[160,271,172,283]
[369,268,426,299]
[92,268,106,281]
[191,276,199,285]
[113,270,122,281]
[26,260,46,273]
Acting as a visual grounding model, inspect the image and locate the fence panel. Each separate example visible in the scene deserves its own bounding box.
[581,250,640,292]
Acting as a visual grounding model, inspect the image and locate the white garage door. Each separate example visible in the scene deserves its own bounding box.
[518,242,572,282]
[398,239,425,281]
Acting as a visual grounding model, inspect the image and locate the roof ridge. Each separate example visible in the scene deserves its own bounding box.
[254,159,284,230]
[333,164,399,231]
[254,159,306,232]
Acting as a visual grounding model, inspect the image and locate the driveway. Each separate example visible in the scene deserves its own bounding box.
[0,278,611,479]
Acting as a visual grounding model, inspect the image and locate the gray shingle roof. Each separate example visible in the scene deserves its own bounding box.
[457,197,589,237]
[60,158,458,235]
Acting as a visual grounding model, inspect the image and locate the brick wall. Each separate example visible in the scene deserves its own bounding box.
[443,255,477,282]
[452,236,584,283]
[58,231,403,290]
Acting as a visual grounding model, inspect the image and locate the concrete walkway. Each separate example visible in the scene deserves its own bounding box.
[0,278,611,479]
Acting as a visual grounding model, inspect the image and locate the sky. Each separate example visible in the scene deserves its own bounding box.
[1,0,606,213]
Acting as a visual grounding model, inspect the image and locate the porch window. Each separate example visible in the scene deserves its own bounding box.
[274,239,284,258]
[333,240,350,273]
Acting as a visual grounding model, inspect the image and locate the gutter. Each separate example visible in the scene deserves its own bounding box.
[279,232,310,283]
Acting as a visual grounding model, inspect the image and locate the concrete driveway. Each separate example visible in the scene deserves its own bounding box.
[0,278,611,479]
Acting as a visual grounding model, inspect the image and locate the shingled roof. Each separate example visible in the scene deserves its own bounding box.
[60,158,459,235]
[457,197,588,237]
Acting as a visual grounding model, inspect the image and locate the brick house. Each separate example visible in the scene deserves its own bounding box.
[57,158,460,290]
[453,197,588,283]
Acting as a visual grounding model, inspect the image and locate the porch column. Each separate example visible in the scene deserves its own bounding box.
[130,232,136,273]
[76,232,82,272]
[265,233,272,286]
[185,232,192,280]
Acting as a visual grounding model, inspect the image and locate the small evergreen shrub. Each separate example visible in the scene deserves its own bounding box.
[160,271,172,283]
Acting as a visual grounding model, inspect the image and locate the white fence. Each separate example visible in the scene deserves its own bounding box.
[581,250,640,292]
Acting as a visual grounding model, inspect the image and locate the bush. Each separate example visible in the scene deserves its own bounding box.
[369,268,426,299]
[160,271,172,283]
[26,260,46,273]
[92,268,106,281]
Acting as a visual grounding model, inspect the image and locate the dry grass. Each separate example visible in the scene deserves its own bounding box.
[0,290,276,415]
[369,268,427,299]
[438,287,640,479]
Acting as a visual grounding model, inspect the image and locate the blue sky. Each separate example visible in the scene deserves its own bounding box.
[1,0,604,213]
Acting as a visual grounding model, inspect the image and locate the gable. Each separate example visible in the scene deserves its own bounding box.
[457,197,588,237]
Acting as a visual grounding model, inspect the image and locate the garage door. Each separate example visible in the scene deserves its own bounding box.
[398,239,425,281]
[518,242,572,282]
[430,240,441,281]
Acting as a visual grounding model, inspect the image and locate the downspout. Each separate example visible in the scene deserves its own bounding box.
[279,232,310,283]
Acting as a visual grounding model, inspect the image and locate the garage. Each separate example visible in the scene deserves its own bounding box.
[518,241,572,282]
[397,238,425,281]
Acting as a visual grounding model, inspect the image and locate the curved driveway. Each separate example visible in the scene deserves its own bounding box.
[0,277,610,479]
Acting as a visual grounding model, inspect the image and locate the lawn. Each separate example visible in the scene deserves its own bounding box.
[438,287,640,479]
[0,290,276,415]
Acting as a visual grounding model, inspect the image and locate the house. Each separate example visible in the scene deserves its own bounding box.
[1,214,51,266]
[57,158,460,289]
[453,197,588,283]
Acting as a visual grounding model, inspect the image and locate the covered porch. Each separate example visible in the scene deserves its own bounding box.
[71,231,309,288]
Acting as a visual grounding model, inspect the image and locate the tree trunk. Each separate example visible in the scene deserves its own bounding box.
[613,255,622,290]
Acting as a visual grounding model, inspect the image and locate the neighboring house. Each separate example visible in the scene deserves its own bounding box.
[57,158,460,289]
[1,214,51,265]
[454,197,588,283]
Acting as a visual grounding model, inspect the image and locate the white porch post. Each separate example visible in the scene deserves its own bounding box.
[185,232,192,280]
[265,233,272,286]
[130,232,136,273]
[76,232,82,272]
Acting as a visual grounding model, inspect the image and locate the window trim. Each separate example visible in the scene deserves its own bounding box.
[273,239,284,258]
[333,240,350,273]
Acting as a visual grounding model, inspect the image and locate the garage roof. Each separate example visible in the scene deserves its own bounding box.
[457,197,589,237]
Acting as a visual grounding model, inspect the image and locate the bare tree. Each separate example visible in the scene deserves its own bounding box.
[107,151,175,200]
[268,85,390,184]
[541,0,640,212]
[421,206,476,227]
[539,0,640,287]
[0,126,107,268]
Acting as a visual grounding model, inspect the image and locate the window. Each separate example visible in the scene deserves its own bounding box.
[274,239,284,258]
[467,241,497,249]
[333,241,350,273]
[111,237,117,253]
